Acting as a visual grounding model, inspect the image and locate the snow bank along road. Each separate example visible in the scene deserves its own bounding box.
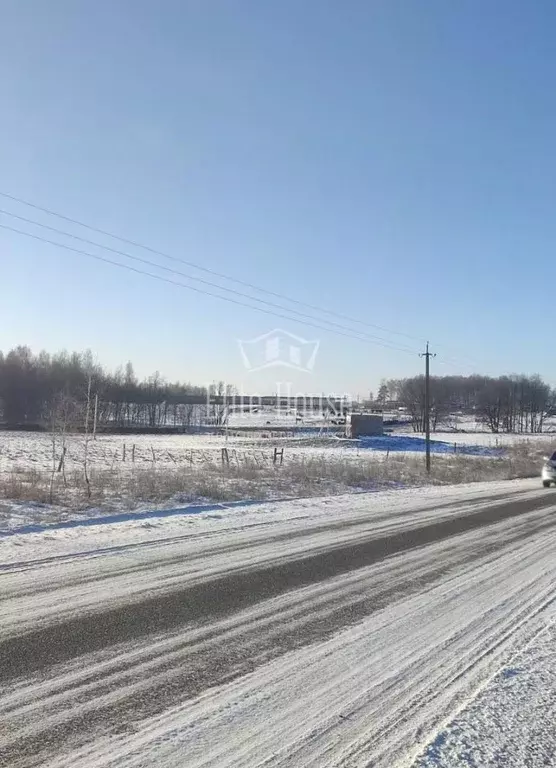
[1,479,556,767]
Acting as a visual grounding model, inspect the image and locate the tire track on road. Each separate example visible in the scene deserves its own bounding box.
[1,493,555,682]
[2,504,556,768]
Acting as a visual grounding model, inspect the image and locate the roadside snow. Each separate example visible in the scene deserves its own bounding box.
[0,478,542,567]
[414,621,556,767]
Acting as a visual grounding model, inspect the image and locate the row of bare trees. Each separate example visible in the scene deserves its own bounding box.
[0,346,225,430]
[3,347,554,435]
[384,374,555,433]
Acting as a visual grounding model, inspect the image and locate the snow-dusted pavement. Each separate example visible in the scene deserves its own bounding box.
[1,479,556,767]
[414,620,556,767]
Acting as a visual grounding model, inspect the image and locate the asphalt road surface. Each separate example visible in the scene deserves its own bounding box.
[1,480,556,767]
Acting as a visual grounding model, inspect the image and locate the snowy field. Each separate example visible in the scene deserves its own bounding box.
[0,431,268,473]
[2,479,556,767]
[400,430,556,448]
[1,426,553,475]
[408,431,556,448]
[0,427,552,532]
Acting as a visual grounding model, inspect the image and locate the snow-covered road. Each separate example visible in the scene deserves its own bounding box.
[1,479,555,767]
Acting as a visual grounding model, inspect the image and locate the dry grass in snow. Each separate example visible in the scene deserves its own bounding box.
[0,438,551,516]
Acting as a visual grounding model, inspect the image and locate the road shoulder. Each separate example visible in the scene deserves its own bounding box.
[414,621,556,767]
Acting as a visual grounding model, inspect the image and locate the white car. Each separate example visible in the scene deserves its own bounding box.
[542,451,556,488]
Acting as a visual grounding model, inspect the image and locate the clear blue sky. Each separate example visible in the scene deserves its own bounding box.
[1,0,555,396]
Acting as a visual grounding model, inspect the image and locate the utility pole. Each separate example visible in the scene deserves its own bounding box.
[420,342,436,473]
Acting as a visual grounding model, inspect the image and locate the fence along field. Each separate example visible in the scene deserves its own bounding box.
[0,428,552,525]
[1,348,555,517]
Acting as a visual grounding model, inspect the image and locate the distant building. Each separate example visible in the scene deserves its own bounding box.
[347,413,384,438]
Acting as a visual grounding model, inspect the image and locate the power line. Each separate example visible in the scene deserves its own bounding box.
[1,192,485,371]
[0,192,485,372]
[0,208,419,353]
[435,357,480,374]
[0,190,425,344]
[0,222,421,355]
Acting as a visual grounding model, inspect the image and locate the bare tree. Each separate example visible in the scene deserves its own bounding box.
[48,391,81,502]
[377,381,389,406]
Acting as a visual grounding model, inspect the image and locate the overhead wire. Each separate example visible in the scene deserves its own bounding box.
[0,190,485,372]
[0,208,419,353]
[0,222,422,355]
[0,190,425,344]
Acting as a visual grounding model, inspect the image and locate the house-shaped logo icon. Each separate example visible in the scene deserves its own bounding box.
[238,329,319,373]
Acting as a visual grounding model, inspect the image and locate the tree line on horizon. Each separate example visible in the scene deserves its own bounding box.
[0,346,554,433]
[380,374,555,433]
[0,346,214,429]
